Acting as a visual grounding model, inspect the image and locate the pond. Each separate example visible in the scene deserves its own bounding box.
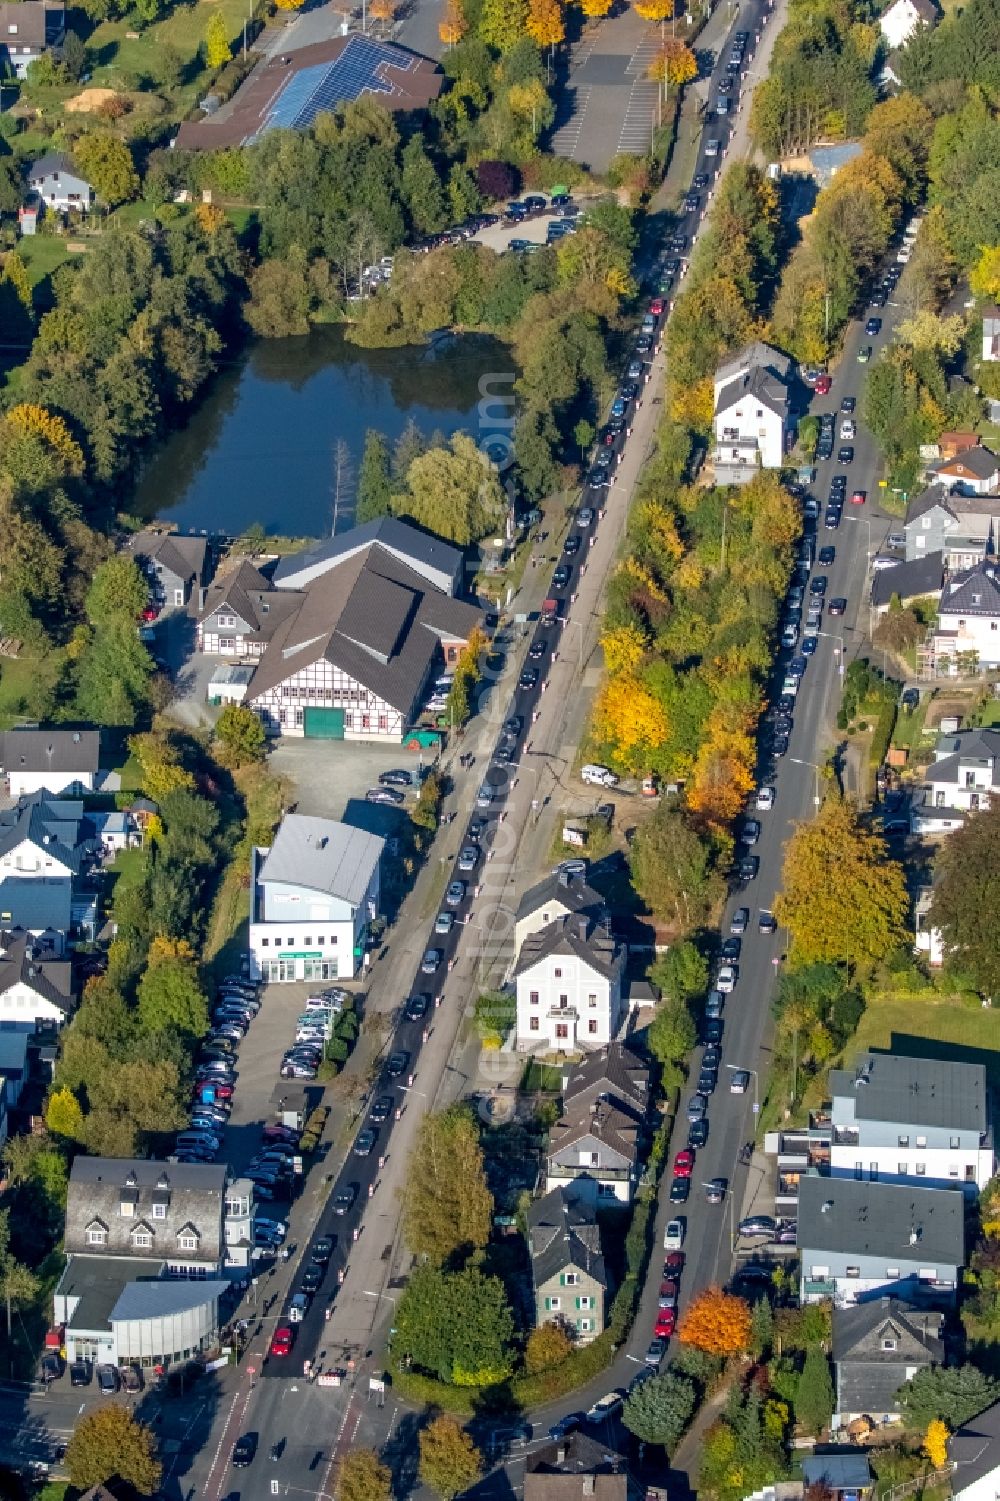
[131,326,514,539]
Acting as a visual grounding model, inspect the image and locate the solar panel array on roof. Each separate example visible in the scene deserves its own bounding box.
[261,35,417,136]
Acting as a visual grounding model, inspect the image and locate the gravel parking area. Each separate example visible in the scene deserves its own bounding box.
[268,737,434,824]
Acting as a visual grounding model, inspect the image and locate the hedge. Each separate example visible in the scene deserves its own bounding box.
[869,696,898,769]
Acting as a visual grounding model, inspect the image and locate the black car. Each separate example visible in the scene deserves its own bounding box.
[720,936,741,961]
[824,509,841,530]
[312,1236,334,1263]
[703,1019,723,1045]
[378,769,412,788]
[865,316,882,335]
[563,535,581,556]
[301,1263,323,1295]
[698,1069,717,1096]
[519,667,538,690]
[810,575,828,596]
[355,1127,377,1156]
[333,1185,358,1215]
[840,396,856,414]
[773,732,790,757]
[828,597,847,616]
[552,565,571,589]
[669,1175,691,1203]
[548,1413,584,1442]
[818,545,835,565]
[688,1117,709,1149]
[406,993,429,1020]
[369,1096,392,1127]
[232,1435,258,1469]
[386,1051,409,1078]
[739,854,759,881]
[838,445,855,464]
[693,172,709,189]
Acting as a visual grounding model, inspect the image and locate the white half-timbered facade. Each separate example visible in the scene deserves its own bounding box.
[252,659,406,742]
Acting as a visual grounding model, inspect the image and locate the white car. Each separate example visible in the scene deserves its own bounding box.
[288,1292,310,1323]
[586,1391,625,1423]
[840,419,856,440]
[716,964,736,994]
[664,1218,685,1251]
[756,786,775,811]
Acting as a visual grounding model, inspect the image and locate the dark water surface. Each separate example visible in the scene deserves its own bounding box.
[132,326,511,538]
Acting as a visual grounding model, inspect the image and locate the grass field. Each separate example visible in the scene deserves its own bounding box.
[16,233,78,290]
[86,0,256,111]
[0,649,63,728]
[845,991,1000,1087]
[891,697,931,752]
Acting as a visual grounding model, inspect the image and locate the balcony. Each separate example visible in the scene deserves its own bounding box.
[803,1278,836,1297]
[547,1162,633,1182]
[832,1128,860,1147]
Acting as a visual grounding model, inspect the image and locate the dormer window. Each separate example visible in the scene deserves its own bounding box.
[85,1219,108,1247]
[130,1221,153,1249]
[176,1223,200,1252]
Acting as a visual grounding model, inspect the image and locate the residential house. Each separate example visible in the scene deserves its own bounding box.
[514,913,626,1054]
[949,1398,1000,1501]
[879,0,936,48]
[878,48,904,88]
[545,1096,640,1204]
[871,553,945,616]
[560,1042,650,1125]
[982,307,1000,364]
[524,1434,633,1501]
[801,1456,873,1501]
[0,791,99,948]
[712,341,793,482]
[514,868,607,963]
[926,564,1000,673]
[832,1298,943,1431]
[0,1032,30,1109]
[828,1052,994,1193]
[82,809,138,855]
[527,1186,608,1342]
[54,1158,241,1368]
[914,885,945,968]
[0,2,64,79]
[0,929,73,1030]
[197,561,298,659]
[271,517,464,597]
[903,486,1000,571]
[223,1177,256,1272]
[0,728,99,797]
[910,727,1000,836]
[27,151,93,214]
[249,814,383,983]
[797,1176,965,1307]
[126,530,211,611]
[928,446,1000,497]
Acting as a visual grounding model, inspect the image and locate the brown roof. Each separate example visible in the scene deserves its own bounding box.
[246,548,481,716]
[199,560,299,642]
[176,34,442,151]
[525,1434,629,1501]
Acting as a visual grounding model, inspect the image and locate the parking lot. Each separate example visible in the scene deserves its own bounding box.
[268,737,431,825]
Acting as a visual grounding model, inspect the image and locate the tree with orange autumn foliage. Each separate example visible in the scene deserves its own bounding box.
[678,1287,751,1356]
[648,38,696,96]
[592,673,669,771]
[687,708,757,828]
[526,0,564,46]
[439,0,468,43]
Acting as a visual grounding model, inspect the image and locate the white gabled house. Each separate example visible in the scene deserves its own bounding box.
[879,0,937,49]
[910,726,1000,836]
[926,564,1000,674]
[711,341,793,483]
[0,729,99,798]
[515,913,626,1054]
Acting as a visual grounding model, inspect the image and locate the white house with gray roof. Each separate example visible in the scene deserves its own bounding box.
[829,1053,994,1194]
[797,1176,965,1308]
[0,929,73,1029]
[927,564,1000,673]
[949,1399,1000,1501]
[0,729,99,798]
[27,150,92,213]
[126,529,210,611]
[910,726,1000,836]
[711,341,792,482]
[514,868,607,964]
[271,517,464,597]
[879,0,937,48]
[904,487,1000,571]
[515,913,626,1054]
[545,1095,640,1203]
[928,446,1000,497]
[249,814,383,983]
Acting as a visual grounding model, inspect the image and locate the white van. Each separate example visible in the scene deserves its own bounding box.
[581,764,619,787]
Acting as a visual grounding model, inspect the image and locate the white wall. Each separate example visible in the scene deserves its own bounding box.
[7,772,93,798]
[516,955,620,1052]
[828,1145,993,1192]
[953,1464,1000,1501]
[0,837,74,879]
[714,401,784,469]
[0,982,66,1030]
[934,612,1000,668]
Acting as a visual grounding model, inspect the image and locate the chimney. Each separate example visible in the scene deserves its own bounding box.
[583,1479,595,1496]
[556,1446,567,1466]
[577,916,588,940]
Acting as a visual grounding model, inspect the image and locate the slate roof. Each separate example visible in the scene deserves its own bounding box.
[829,1052,988,1134]
[950,1399,1000,1495]
[65,1158,226,1264]
[128,530,208,585]
[933,727,1000,764]
[801,1455,872,1493]
[199,560,297,640]
[931,446,1000,482]
[561,1043,649,1120]
[797,1177,965,1266]
[514,913,624,983]
[871,552,944,609]
[246,547,482,717]
[0,729,99,778]
[111,1277,228,1322]
[0,929,73,1014]
[525,1434,629,1501]
[527,1186,607,1289]
[0,878,71,936]
[0,792,89,871]
[516,868,605,925]
[833,1299,942,1417]
[548,1097,640,1165]
[715,364,789,421]
[939,564,1000,617]
[272,517,462,593]
[258,815,383,907]
[27,149,81,183]
[714,341,793,390]
[905,483,954,525]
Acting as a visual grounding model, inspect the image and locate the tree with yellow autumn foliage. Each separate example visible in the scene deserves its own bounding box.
[526,0,564,46]
[923,1420,949,1469]
[601,622,649,676]
[649,38,696,97]
[634,0,674,36]
[592,673,669,771]
[439,0,468,43]
[580,0,613,16]
[6,403,84,476]
[678,1287,751,1356]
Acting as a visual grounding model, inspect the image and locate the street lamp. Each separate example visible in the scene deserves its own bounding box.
[789,756,823,809]
[725,1063,759,1117]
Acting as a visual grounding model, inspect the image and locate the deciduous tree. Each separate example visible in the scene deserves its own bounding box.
[66,1406,161,1493]
[591,672,670,772]
[928,803,1000,996]
[45,1086,85,1142]
[526,0,564,46]
[646,998,697,1069]
[213,704,266,768]
[397,433,506,545]
[623,1370,697,1449]
[649,38,696,95]
[204,10,231,66]
[439,0,468,44]
[678,1287,751,1356]
[337,1449,392,1501]
[525,1321,573,1372]
[774,797,908,968]
[137,946,209,1038]
[402,1106,492,1265]
[74,134,140,206]
[419,1417,483,1501]
[923,1420,949,1469]
[628,805,723,933]
[396,1264,513,1384]
[478,0,529,52]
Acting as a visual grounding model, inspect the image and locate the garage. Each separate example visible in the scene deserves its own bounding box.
[304,707,345,739]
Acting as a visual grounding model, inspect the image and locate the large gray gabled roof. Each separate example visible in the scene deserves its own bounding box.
[258,815,383,907]
[272,517,462,593]
[527,1186,607,1289]
[0,729,99,777]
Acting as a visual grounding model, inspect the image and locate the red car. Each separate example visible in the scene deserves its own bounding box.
[850,489,866,505]
[141,606,158,622]
[649,297,664,316]
[673,1149,694,1178]
[814,374,832,395]
[654,1308,677,1338]
[270,1325,294,1357]
[196,1083,233,1101]
[664,1251,685,1275]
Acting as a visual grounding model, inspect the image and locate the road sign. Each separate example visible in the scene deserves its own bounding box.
[246,1365,256,1376]
[753,1103,760,1113]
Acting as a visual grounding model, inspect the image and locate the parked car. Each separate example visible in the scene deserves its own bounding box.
[705,1178,727,1204]
[333,1185,358,1216]
[98,1364,119,1395]
[730,906,749,935]
[386,1051,409,1078]
[663,1218,685,1250]
[739,1215,777,1237]
[270,1326,294,1357]
[669,1175,691,1203]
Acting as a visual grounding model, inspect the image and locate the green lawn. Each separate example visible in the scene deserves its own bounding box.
[15,233,77,292]
[976,699,1000,728]
[891,698,931,752]
[86,0,257,109]
[0,649,63,728]
[846,991,1000,1088]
